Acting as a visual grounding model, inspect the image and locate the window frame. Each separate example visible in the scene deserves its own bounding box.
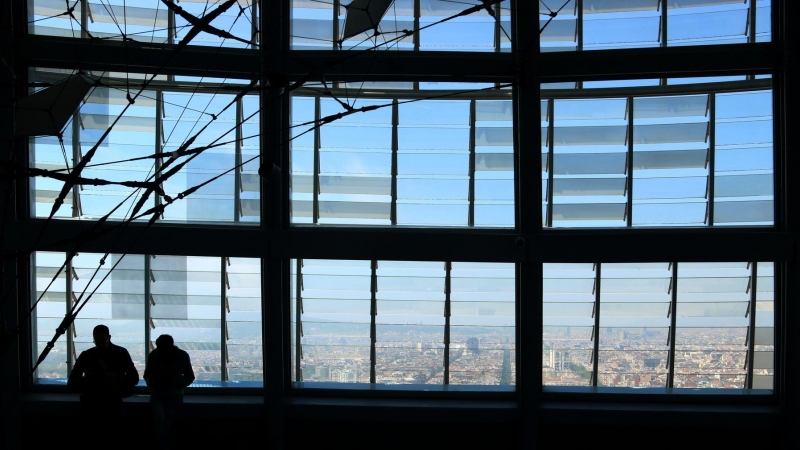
[7,0,789,408]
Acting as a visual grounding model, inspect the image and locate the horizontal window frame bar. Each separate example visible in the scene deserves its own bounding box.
[16,37,781,83]
[10,220,793,262]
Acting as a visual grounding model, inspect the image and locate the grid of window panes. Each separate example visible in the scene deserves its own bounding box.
[540,0,770,51]
[289,92,514,227]
[31,252,263,387]
[27,0,260,47]
[290,0,509,51]
[543,262,774,390]
[28,69,260,224]
[291,259,515,387]
[541,79,773,228]
[22,0,782,397]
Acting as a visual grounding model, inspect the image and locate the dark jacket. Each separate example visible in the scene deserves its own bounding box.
[67,343,139,401]
[144,347,195,395]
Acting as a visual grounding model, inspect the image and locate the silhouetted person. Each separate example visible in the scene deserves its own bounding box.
[67,324,139,423]
[144,334,195,450]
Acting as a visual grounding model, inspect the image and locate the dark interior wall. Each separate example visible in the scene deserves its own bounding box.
[19,400,780,449]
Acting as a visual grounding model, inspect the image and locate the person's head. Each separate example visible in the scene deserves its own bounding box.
[155,334,174,353]
[92,325,111,349]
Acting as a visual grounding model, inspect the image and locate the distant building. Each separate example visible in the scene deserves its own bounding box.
[549,350,570,371]
[466,337,479,354]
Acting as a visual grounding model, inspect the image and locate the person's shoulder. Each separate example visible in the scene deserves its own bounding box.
[176,347,191,359]
[77,347,98,359]
[110,343,132,356]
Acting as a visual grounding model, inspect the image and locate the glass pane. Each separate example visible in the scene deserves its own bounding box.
[293,259,372,383]
[668,1,750,46]
[29,0,259,47]
[550,98,628,228]
[376,261,445,384]
[714,89,774,226]
[754,262,774,388]
[174,0,259,48]
[398,100,470,226]
[71,253,146,378]
[673,262,749,388]
[598,263,671,387]
[291,92,514,228]
[475,100,515,227]
[542,79,773,229]
[225,258,263,384]
[161,93,239,223]
[449,263,516,386]
[543,263,596,386]
[542,0,767,50]
[632,94,710,226]
[419,0,496,52]
[151,255,221,383]
[28,0,83,38]
[583,0,661,51]
[32,252,70,380]
[540,0,577,52]
[28,70,259,225]
[291,0,506,51]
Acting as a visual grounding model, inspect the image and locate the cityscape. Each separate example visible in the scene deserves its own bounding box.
[297,327,515,386]
[543,327,773,388]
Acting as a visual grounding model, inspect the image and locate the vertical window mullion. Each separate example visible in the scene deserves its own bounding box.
[370,260,378,384]
[667,262,678,388]
[444,261,452,385]
[66,257,74,374]
[234,98,243,222]
[414,0,420,51]
[546,98,554,228]
[221,257,228,382]
[144,254,152,359]
[155,91,163,219]
[313,97,321,224]
[708,93,716,226]
[295,259,303,381]
[80,0,88,39]
[746,261,758,388]
[494,2,501,53]
[626,97,634,228]
[333,0,340,49]
[71,112,80,218]
[748,0,757,43]
[468,100,476,227]
[592,263,600,387]
[577,0,583,52]
[660,0,667,48]
[252,1,259,45]
[391,100,399,225]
